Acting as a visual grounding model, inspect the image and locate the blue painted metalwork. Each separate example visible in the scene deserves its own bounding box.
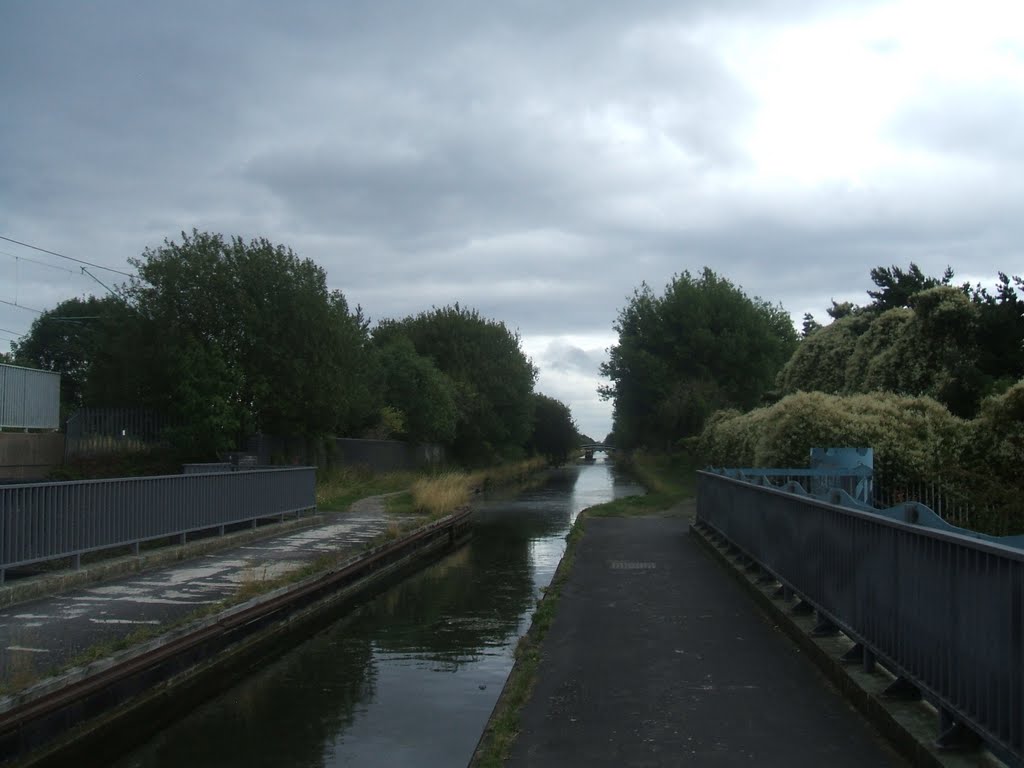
[708,466,1024,552]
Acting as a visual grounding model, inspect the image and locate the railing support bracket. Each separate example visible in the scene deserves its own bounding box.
[935,711,982,752]
[882,677,921,701]
[791,599,814,616]
[840,643,864,664]
[811,614,839,637]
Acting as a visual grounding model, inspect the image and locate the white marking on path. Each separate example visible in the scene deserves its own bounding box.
[125,597,219,605]
[7,646,49,653]
[89,618,161,625]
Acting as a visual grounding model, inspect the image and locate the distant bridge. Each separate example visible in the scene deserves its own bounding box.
[579,443,614,460]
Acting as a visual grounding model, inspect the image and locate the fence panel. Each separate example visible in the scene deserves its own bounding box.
[697,471,1024,764]
[0,468,316,581]
[0,363,60,430]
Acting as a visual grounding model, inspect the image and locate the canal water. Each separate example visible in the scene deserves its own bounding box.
[111,461,643,768]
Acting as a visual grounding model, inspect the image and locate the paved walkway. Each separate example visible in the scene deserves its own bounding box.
[507,517,906,767]
[0,503,413,686]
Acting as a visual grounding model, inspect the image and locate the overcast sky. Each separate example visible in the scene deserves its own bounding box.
[2,1,1023,440]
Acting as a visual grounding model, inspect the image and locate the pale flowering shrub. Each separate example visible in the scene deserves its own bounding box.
[700,390,968,490]
[844,309,911,394]
[970,380,1024,482]
[698,407,770,466]
[698,376,1023,534]
[776,315,866,395]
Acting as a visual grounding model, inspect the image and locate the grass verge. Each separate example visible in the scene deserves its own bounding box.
[316,467,418,511]
[317,458,547,514]
[587,450,698,518]
[387,458,550,519]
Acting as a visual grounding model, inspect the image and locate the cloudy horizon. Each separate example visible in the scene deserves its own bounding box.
[3,0,1022,440]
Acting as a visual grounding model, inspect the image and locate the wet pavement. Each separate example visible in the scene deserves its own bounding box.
[0,505,413,683]
[508,516,907,767]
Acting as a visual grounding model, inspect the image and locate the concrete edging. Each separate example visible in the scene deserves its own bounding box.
[0,510,474,767]
[0,512,328,610]
[688,520,1001,768]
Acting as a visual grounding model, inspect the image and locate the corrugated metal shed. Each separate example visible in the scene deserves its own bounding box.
[0,362,60,429]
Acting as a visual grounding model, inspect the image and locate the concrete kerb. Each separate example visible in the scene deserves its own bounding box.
[0,511,329,610]
[0,516,449,718]
[688,521,1004,768]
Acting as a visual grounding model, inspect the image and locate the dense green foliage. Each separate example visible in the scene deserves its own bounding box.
[526,393,579,464]
[13,295,127,415]
[13,232,584,465]
[699,385,1024,534]
[780,265,1024,417]
[371,337,458,444]
[600,268,798,450]
[97,231,378,454]
[374,305,538,464]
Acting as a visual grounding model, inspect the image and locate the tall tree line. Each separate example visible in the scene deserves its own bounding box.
[11,231,581,464]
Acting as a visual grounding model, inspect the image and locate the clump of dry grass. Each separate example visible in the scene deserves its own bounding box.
[410,473,473,517]
[409,458,549,518]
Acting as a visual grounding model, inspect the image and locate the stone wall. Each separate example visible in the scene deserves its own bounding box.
[0,432,64,481]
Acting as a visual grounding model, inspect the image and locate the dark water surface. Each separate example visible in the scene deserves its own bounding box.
[111,462,642,768]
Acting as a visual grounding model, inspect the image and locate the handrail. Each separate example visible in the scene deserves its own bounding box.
[697,470,1024,764]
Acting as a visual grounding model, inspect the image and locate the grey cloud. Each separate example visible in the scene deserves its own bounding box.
[540,340,607,377]
[888,83,1024,165]
[1,0,1020,440]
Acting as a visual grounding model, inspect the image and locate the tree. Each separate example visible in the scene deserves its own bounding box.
[91,230,376,456]
[527,393,578,464]
[372,337,458,444]
[867,263,952,311]
[600,268,798,449]
[970,273,1024,392]
[800,312,822,338]
[13,295,128,416]
[374,304,537,463]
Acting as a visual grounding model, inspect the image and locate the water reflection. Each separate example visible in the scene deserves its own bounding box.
[111,463,643,768]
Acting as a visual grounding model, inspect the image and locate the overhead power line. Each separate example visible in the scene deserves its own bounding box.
[0,250,77,275]
[0,297,42,314]
[0,235,135,278]
[0,327,26,337]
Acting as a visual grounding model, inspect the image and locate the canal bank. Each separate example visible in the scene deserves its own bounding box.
[0,509,472,767]
[100,462,641,768]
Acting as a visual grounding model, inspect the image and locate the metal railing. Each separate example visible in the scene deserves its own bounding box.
[64,407,170,459]
[715,466,874,504]
[0,467,316,583]
[696,470,1024,765]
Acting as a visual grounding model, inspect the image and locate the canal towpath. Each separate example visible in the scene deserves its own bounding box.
[0,494,417,689]
[504,512,907,767]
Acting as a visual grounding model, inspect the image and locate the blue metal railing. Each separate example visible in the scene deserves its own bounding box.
[696,470,1024,765]
[0,467,316,583]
